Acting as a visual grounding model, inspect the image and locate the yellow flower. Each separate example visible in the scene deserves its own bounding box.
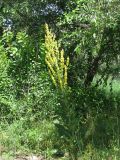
[45,23,69,90]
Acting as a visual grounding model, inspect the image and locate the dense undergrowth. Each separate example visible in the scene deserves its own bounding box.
[0,29,120,160]
[0,81,120,159]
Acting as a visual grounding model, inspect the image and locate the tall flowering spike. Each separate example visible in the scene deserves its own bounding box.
[45,23,69,90]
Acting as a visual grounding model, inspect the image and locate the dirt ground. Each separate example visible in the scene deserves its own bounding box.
[0,155,44,160]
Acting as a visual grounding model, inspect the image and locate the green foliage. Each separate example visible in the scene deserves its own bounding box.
[58,0,120,87]
[0,27,60,159]
[0,1,120,160]
[0,120,56,155]
[53,86,119,159]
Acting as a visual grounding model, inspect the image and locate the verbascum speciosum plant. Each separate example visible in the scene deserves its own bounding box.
[45,23,69,90]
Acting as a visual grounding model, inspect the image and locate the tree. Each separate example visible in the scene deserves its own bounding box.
[45,1,120,159]
[57,0,120,87]
[0,0,72,33]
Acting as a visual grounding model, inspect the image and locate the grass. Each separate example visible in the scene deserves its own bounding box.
[1,116,120,160]
[0,78,120,160]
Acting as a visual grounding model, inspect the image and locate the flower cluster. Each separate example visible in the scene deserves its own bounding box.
[45,23,69,89]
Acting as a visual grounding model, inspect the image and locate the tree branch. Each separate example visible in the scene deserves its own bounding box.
[84,27,111,87]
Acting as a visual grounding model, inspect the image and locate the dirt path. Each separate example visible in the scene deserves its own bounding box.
[0,155,44,160]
